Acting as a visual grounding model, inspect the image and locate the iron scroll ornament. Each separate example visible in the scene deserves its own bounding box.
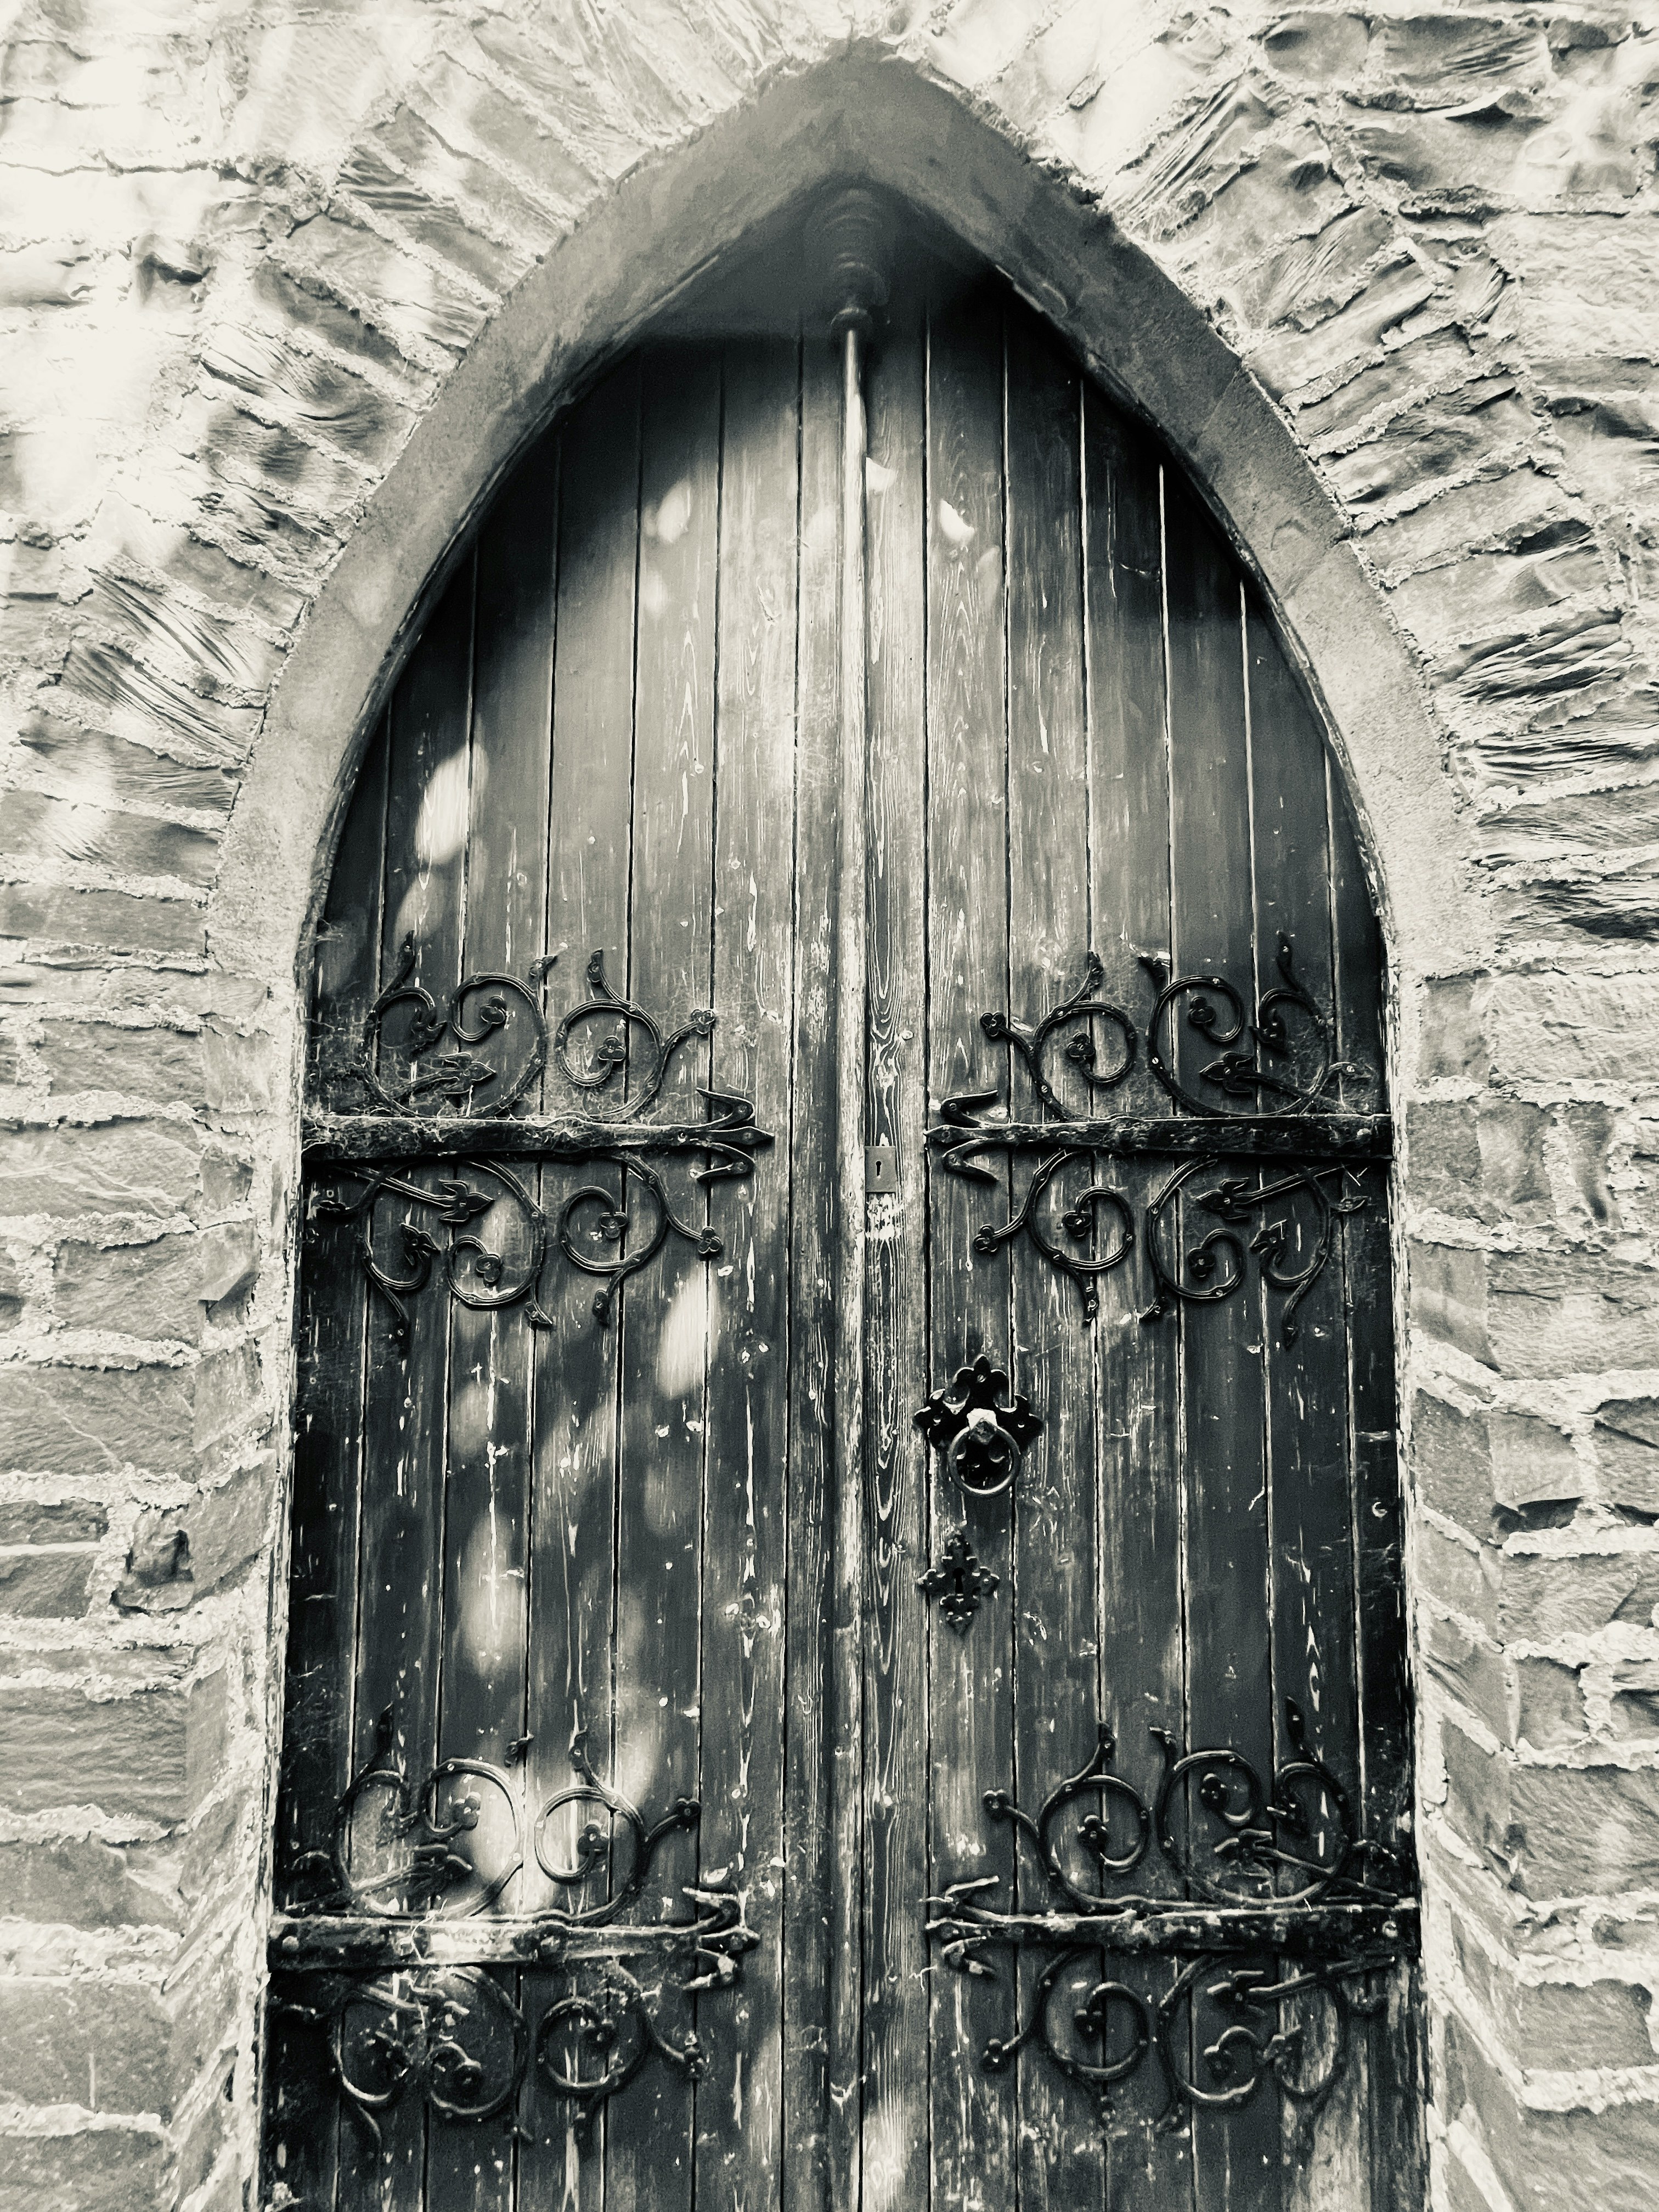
[311,1094,762,1340]
[311,940,775,1335]
[925,1708,1414,2145]
[929,944,1383,1334]
[273,1718,756,2141]
[335,940,724,1124]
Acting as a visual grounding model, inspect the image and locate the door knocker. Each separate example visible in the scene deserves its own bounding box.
[913,1356,1043,1629]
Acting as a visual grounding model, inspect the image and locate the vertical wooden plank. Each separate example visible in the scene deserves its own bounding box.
[782,330,840,2212]
[1163,488,1281,2212]
[264,714,389,2211]
[606,340,721,2212]
[1003,312,1106,2212]
[926,273,1017,2212]
[520,362,639,2209]
[696,334,799,2212]
[1081,403,1194,2210]
[425,439,558,2212]
[1330,783,1422,2210]
[1245,605,1362,2210]
[341,560,476,2212]
[860,297,930,2212]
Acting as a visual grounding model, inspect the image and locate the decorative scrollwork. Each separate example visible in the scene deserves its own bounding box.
[337,934,557,1118]
[915,1355,1044,1500]
[916,1528,1000,1628]
[554,949,717,1121]
[535,1962,704,2138]
[1141,935,1357,1120]
[308,1965,528,2147]
[311,1089,767,1339]
[272,1880,755,2147]
[273,1728,755,2142]
[532,1727,700,1923]
[1139,1155,1369,1345]
[939,1139,1136,1321]
[929,940,1379,1331]
[924,1712,1412,2145]
[980,950,1136,1118]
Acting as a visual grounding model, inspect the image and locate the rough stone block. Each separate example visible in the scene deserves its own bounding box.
[1485,969,1659,1092]
[0,1248,22,1333]
[0,1124,200,1222]
[1407,1100,1550,1224]
[1609,1659,1659,1743]
[0,1836,187,1932]
[0,1666,227,1822]
[113,1459,269,1612]
[0,882,205,960]
[0,791,220,890]
[1495,1545,1659,1640]
[1487,1250,1659,1378]
[1,1363,195,1477]
[1424,1608,1509,1740]
[40,1020,205,1105]
[1410,1241,1489,1363]
[0,2125,170,2212]
[1593,1398,1659,1515]
[1416,973,1490,1082]
[54,1226,257,1343]
[1443,2008,1659,2210]
[1510,1657,1586,1752]
[0,1500,108,1543]
[1452,1912,1654,2070]
[1419,1520,1497,1634]
[0,1543,99,1617]
[0,1978,173,2114]
[1443,1717,1659,1897]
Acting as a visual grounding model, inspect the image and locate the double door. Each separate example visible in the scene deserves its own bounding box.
[262,256,1421,2212]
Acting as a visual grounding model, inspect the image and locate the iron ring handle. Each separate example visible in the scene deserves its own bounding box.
[947,1407,1023,1499]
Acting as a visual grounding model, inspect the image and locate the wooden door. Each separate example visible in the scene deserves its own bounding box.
[262,250,1421,2212]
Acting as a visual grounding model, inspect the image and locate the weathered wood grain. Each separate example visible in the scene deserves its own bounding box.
[263,713,389,2212]
[695,332,798,2212]
[926,275,1018,2212]
[782,329,841,2212]
[1163,488,1282,2212]
[826,311,871,2212]
[1244,597,1363,2212]
[1005,312,1107,2212]
[860,294,930,2212]
[1081,395,1194,2212]
[344,556,476,2212]
[520,362,635,2205]
[424,437,557,2212]
[606,341,721,2212]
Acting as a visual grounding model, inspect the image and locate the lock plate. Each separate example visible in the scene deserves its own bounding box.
[865,1145,900,1194]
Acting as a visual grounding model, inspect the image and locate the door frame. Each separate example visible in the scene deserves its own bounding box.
[242,55,1454,2203]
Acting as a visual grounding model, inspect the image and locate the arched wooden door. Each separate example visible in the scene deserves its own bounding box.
[262,226,1423,2212]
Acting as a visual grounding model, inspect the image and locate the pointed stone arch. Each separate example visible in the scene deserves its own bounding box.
[215,48,1470,1006]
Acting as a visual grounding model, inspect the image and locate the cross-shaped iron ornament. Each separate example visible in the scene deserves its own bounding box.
[913,1356,1045,1629]
[917,1529,1000,1630]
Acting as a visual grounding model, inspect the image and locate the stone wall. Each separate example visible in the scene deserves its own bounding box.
[3,4,1658,2207]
